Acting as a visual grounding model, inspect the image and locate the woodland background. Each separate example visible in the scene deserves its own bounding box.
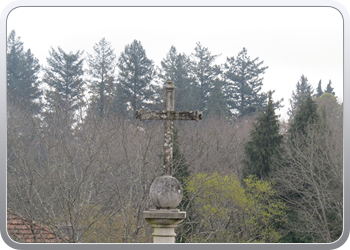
[7,30,343,243]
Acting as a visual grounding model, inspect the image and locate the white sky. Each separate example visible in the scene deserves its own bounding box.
[6,6,344,120]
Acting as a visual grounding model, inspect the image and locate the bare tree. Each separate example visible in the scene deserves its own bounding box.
[7,96,267,243]
[271,119,343,243]
[7,99,163,243]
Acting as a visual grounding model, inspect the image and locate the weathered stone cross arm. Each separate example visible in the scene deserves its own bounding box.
[135,80,202,176]
[135,110,202,122]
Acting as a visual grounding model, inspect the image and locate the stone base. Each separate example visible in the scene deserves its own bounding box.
[144,209,186,243]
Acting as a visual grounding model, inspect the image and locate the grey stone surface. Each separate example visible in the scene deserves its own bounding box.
[143,210,186,219]
[149,175,183,209]
[143,209,186,243]
[135,81,202,176]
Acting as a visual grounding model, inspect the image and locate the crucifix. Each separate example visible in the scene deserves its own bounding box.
[136,81,202,176]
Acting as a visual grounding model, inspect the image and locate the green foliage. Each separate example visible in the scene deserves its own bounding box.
[324,80,335,95]
[315,80,324,98]
[172,127,193,243]
[185,172,287,243]
[172,127,190,184]
[204,79,228,118]
[158,46,194,110]
[223,47,269,116]
[82,205,152,243]
[240,105,261,118]
[43,46,85,128]
[278,209,313,243]
[115,40,156,117]
[288,75,314,118]
[7,30,41,115]
[86,38,117,118]
[314,92,342,123]
[273,101,342,243]
[190,42,221,111]
[288,94,319,137]
[243,91,283,180]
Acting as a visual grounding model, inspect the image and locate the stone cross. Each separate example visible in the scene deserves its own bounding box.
[136,81,202,176]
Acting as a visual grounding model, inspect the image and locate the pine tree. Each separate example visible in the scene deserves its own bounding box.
[204,79,228,118]
[158,46,193,110]
[223,47,270,116]
[288,94,319,137]
[86,38,117,118]
[115,40,156,116]
[324,80,335,96]
[173,127,190,189]
[190,42,221,111]
[43,47,85,129]
[277,96,338,243]
[315,80,324,98]
[243,91,283,180]
[288,75,314,119]
[172,127,193,243]
[7,30,41,115]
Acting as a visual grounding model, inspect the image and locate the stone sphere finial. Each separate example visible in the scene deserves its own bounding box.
[149,176,183,209]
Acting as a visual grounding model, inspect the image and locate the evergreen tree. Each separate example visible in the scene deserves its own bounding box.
[43,47,85,129]
[243,91,283,180]
[288,94,319,137]
[204,79,228,118]
[87,38,117,118]
[314,92,342,124]
[158,46,193,110]
[190,42,221,111]
[7,30,41,115]
[276,97,339,243]
[288,75,314,118]
[115,40,156,116]
[173,127,190,189]
[172,127,193,243]
[223,47,269,116]
[315,80,323,98]
[240,105,261,118]
[324,80,335,96]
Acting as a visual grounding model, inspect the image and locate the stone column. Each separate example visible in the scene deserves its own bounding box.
[144,176,186,243]
[143,81,186,243]
[144,209,186,243]
[163,81,175,176]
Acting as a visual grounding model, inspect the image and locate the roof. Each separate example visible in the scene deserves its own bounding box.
[7,210,68,243]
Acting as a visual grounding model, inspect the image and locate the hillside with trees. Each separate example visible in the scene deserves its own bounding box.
[7,30,343,243]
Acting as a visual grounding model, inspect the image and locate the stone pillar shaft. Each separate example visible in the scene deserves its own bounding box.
[163,82,175,176]
[152,225,177,243]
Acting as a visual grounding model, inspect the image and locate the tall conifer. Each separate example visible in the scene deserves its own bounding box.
[115,40,156,117]
[87,38,116,118]
[288,94,319,137]
[224,48,271,116]
[315,80,324,98]
[324,80,335,96]
[43,47,85,129]
[158,46,193,110]
[172,127,194,243]
[288,75,314,119]
[204,79,228,118]
[190,42,221,111]
[243,91,283,180]
[7,30,41,115]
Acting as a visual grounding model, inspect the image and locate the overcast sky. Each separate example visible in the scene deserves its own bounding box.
[6,6,343,120]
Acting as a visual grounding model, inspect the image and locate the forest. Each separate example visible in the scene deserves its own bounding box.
[7,29,343,243]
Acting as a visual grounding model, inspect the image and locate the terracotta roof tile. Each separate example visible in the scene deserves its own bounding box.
[7,210,68,243]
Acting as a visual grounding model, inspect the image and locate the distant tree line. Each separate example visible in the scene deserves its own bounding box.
[7,29,342,243]
[7,30,287,126]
